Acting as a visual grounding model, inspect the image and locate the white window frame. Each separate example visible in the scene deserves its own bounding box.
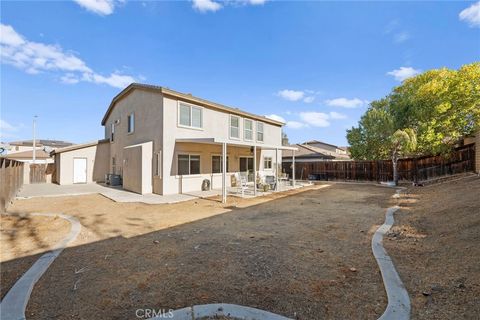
[263,156,272,169]
[178,102,203,130]
[229,115,241,140]
[244,118,253,141]
[256,121,264,142]
[177,154,201,175]
[110,123,115,142]
[127,112,135,134]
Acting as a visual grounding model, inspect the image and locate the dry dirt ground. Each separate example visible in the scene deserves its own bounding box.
[0,214,71,300]
[2,184,394,320]
[385,175,480,320]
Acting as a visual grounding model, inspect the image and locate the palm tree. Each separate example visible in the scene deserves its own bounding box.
[391,128,417,185]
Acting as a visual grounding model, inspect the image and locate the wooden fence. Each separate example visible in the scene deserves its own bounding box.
[0,158,24,213]
[29,164,47,183]
[283,144,476,183]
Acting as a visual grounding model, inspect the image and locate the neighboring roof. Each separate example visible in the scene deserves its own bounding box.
[8,139,74,148]
[3,149,51,159]
[303,140,339,149]
[101,83,284,127]
[51,139,109,155]
[283,143,350,160]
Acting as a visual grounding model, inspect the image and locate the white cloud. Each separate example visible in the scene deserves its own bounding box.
[325,97,366,108]
[278,89,305,101]
[248,0,267,4]
[387,66,421,81]
[303,96,315,103]
[394,31,410,44]
[192,0,223,12]
[0,119,17,132]
[73,0,119,15]
[286,121,307,129]
[329,111,347,119]
[459,1,480,27]
[299,112,330,127]
[0,24,137,89]
[0,24,25,46]
[265,114,286,123]
[0,119,23,139]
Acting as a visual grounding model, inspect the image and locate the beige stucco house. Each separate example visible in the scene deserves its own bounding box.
[52,84,297,201]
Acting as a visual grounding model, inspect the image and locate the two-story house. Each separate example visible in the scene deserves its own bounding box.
[52,84,297,202]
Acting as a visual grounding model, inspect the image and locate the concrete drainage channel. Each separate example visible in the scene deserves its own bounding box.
[1,186,410,320]
[0,213,81,320]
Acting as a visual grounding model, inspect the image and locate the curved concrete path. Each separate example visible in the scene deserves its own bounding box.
[0,213,81,320]
[373,188,411,320]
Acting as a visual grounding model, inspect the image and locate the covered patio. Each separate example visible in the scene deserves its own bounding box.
[176,138,298,203]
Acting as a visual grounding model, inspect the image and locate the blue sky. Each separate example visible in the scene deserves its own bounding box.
[1,0,479,146]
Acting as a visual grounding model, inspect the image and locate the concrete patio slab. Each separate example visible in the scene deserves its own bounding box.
[15,182,313,205]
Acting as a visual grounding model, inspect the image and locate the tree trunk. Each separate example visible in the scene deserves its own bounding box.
[392,155,399,186]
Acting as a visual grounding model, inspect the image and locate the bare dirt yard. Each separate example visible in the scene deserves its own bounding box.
[2,184,394,320]
[0,214,71,300]
[385,175,480,320]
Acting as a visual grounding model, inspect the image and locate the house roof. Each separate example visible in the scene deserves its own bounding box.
[3,149,51,159]
[282,143,350,160]
[50,139,109,155]
[8,139,74,148]
[101,83,285,127]
[303,140,340,149]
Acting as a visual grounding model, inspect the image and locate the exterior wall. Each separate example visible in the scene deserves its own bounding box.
[123,142,153,194]
[103,90,163,194]
[92,141,111,182]
[56,143,109,185]
[161,95,283,195]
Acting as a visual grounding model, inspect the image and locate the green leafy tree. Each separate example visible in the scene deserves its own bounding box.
[348,62,480,162]
[390,128,417,185]
[388,62,480,155]
[346,99,394,160]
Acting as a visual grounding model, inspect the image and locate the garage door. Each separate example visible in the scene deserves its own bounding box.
[73,158,87,184]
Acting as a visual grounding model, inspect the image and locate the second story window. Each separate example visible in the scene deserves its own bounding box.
[110,123,115,142]
[230,115,240,139]
[244,119,253,141]
[256,121,264,142]
[179,102,202,129]
[128,113,135,134]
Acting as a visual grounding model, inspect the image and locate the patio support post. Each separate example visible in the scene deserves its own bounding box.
[253,146,257,196]
[275,148,279,191]
[292,150,296,187]
[222,142,227,203]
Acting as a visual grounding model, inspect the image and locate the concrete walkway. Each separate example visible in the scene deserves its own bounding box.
[373,188,411,320]
[0,213,81,320]
[16,182,312,205]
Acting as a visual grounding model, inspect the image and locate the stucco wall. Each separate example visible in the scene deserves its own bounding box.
[56,142,109,185]
[123,142,153,194]
[104,89,163,193]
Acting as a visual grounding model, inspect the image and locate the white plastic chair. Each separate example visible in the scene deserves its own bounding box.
[238,173,248,197]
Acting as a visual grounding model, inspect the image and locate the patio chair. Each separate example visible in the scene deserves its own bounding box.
[265,175,276,191]
[238,174,249,197]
